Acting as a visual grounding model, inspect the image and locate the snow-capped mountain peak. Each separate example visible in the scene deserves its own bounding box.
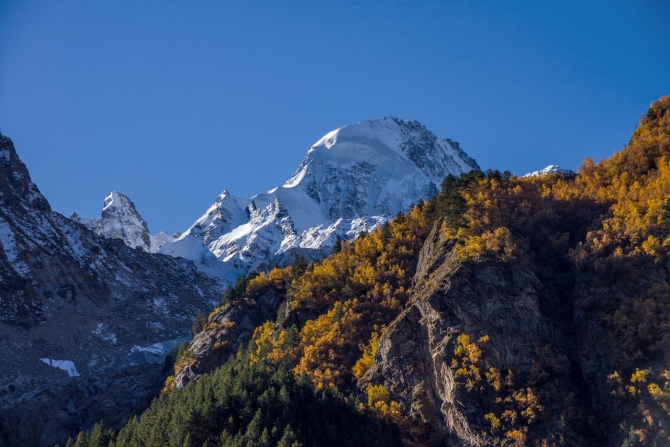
[178,190,250,244]
[159,117,479,276]
[71,191,151,251]
[103,191,126,212]
[523,165,575,178]
[285,117,477,192]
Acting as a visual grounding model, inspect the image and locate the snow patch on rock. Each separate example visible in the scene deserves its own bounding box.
[93,323,118,344]
[118,338,188,368]
[40,358,80,377]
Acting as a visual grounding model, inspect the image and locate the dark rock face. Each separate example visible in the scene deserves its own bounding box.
[0,135,49,213]
[0,364,168,447]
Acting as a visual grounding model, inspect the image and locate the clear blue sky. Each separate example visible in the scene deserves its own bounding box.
[1,1,668,234]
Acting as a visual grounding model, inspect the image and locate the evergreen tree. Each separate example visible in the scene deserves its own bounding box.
[221,274,251,306]
[290,254,308,279]
[192,312,207,336]
[88,422,113,447]
[277,425,301,447]
[72,432,88,447]
[332,236,342,254]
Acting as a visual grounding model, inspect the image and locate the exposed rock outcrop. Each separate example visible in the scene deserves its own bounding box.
[357,208,670,446]
[363,223,553,444]
[173,290,283,388]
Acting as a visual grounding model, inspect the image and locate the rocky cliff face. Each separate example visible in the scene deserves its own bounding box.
[0,135,223,446]
[159,117,479,276]
[361,223,562,445]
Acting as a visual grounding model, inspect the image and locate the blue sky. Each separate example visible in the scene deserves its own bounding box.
[1,1,668,234]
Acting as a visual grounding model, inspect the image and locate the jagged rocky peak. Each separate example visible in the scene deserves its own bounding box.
[99,191,151,251]
[160,117,479,275]
[0,134,50,211]
[185,190,251,245]
[523,164,575,177]
[71,191,152,251]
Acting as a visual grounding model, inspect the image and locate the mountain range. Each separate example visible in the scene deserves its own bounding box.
[75,117,480,282]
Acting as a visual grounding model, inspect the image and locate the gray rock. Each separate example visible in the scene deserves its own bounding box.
[0,364,168,447]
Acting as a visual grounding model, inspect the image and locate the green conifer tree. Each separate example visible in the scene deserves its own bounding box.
[332,236,343,254]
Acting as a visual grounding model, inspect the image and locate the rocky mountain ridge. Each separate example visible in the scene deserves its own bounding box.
[0,134,223,446]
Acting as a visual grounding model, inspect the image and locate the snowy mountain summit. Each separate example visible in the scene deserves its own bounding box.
[523,165,575,178]
[71,191,153,251]
[159,117,479,276]
[71,191,177,252]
